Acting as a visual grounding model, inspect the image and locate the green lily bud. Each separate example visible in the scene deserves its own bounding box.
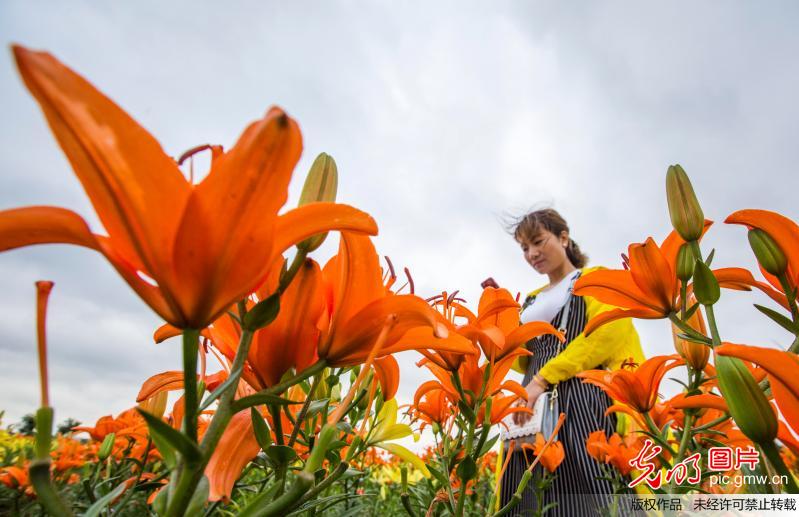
[297,152,338,252]
[97,432,116,461]
[666,164,704,242]
[748,229,788,277]
[250,408,273,451]
[692,260,720,306]
[715,354,777,444]
[676,243,695,282]
[304,424,338,473]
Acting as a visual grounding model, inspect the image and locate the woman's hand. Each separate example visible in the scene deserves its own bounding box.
[513,379,547,426]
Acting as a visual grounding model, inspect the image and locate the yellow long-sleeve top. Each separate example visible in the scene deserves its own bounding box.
[513,266,646,384]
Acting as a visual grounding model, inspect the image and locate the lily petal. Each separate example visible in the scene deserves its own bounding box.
[205,410,261,501]
[584,307,663,336]
[136,371,187,402]
[0,206,99,251]
[13,45,189,283]
[574,269,657,312]
[374,355,400,401]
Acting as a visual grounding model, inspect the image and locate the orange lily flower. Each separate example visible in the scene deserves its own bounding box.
[418,351,528,407]
[205,257,326,389]
[73,408,148,442]
[607,400,676,431]
[480,394,532,427]
[318,233,473,365]
[716,343,799,436]
[586,431,610,463]
[726,209,799,294]
[412,389,455,430]
[605,434,644,477]
[576,223,777,334]
[586,432,648,477]
[525,434,565,473]
[0,46,377,329]
[0,465,31,494]
[401,291,480,372]
[577,355,683,413]
[575,237,681,334]
[456,286,563,362]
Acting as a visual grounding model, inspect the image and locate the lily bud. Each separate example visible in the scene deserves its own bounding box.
[671,302,709,370]
[304,424,338,473]
[97,432,116,461]
[692,260,720,306]
[666,164,704,241]
[714,354,777,444]
[748,229,788,277]
[297,152,338,252]
[676,243,695,282]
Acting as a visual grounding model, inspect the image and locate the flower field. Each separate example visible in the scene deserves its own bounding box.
[1,45,799,516]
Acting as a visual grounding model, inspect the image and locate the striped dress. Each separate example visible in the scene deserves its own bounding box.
[499,293,624,516]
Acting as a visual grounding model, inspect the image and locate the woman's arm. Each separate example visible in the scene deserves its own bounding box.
[537,297,643,384]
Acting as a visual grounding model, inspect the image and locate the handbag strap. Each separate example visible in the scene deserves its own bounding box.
[554,270,582,345]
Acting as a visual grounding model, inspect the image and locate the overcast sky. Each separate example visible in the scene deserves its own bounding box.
[1,1,798,442]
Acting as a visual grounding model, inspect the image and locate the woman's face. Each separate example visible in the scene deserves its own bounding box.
[518,228,570,275]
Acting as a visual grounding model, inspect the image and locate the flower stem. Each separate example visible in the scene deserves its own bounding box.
[182,329,200,443]
[29,460,73,517]
[165,327,255,517]
[288,375,321,448]
[704,305,722,347]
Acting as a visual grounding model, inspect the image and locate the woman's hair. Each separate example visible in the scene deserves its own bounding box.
[510,208,588,268]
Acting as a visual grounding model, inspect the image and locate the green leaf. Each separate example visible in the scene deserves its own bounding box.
[479,434,500,457]
[455,455,477,482]
[340,468,365,481]
[243,294,281,331]
[251,408,273,451]
[684,302,701,320]
[754,304,798,334]
[151,479,169,515]
[84,481,128,517]
[305,398,331,418]
[693,260,720,305]
[136,408,201,465]
[236,482,281,517]
[427,464,449,487]
[185,475,209,516]
[266,444,298,465]
[456,400,475,422]
[326,439,348,451]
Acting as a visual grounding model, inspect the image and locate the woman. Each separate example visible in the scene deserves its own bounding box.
[499,208,645,516]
